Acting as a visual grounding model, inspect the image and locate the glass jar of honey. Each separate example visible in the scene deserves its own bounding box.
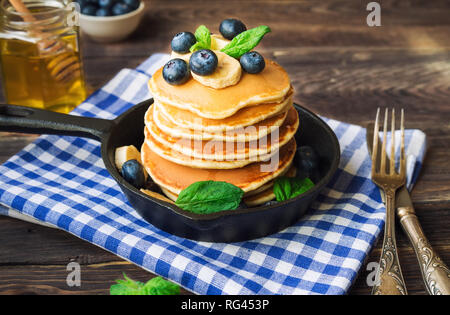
[0,0,86,113]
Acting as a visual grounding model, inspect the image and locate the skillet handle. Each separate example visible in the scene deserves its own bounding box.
[0,104,113,141]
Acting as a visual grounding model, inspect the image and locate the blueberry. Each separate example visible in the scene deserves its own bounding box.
[98,0,116,8]
[121,159,146,189]
[171,32,196,53]
[123,0,140,10]
[144,178,158,191]
[219,18,247,40]
[96,8,111,16]
[163,59,190,85]
[240,51,265,74]
[111,2,132,15]
[295,145,319,176]
[75,0,88,9]
[236,201,248,209]
[81,4,98,15]
[189,49,218,76]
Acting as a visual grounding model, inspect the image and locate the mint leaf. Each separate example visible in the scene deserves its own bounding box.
[176,181,244,214]
[110,274,180,295]
[221,25,271,58]
[189,41,207,52]
[273,177,314,202]
[110,273,145,295]
[190,25,211,52]
[142,277,180,295]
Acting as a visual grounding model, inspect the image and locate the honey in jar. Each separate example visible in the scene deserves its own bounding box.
[0,0,87,114]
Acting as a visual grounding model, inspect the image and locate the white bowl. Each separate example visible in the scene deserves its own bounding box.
[79,2,145,43]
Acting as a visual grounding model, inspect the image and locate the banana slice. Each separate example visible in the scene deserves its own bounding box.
[140,188,174,204]
[170,51,192,63]
[115,145,148,180]
[191,51,241,89]
[211,34,230,50]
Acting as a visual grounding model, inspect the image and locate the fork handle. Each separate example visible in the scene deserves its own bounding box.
[372,188,408,295]
[398,207,450,295]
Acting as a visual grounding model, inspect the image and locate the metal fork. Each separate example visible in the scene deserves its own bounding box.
[371,108,408,295]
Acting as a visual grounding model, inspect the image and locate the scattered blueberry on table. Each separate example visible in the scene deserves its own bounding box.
[76,0,141,16]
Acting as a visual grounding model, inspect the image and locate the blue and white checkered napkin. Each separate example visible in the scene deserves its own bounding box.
[0,54,427,295]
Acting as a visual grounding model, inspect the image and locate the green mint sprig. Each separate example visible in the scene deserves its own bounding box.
[176,181,244,214]
[189,25,211,52]
[273,177,314,202]
[220,25,271,58]
[110,273,180,295]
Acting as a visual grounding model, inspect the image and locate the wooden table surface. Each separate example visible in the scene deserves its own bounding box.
[0,0,449,295]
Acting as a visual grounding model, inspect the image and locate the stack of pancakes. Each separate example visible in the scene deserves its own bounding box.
[143,58,299,206]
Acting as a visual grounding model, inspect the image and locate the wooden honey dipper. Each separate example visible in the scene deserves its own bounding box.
[8,0,82,83]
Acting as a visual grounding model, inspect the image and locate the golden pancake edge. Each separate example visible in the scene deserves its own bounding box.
[148,59,291,119]
[141,138,296,195]
[145,105,299,161]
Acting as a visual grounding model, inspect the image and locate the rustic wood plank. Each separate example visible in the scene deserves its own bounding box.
[0,133,39,164]
[78,0,450,60]
[0,0,449,295]
[0,261,191,295]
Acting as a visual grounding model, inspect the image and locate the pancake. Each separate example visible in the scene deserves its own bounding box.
[243,186,276,206]
[160,185,273,207]
[148,59,291,119]
[160,165,296,207]
[155,90,293,132]
[141,138,296,195]
[160,165,296,202]
[151,102,289,142]
[244,164,296,197]
[163,184,273,206]
[243,165,297,206]
[146,105,299,161]
[144,127,280,169]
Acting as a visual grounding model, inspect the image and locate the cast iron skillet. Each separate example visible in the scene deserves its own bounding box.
[0,100,340,242]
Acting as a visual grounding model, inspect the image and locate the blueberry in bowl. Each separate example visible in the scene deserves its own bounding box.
[80,3,97,16]
[78,0,145,43]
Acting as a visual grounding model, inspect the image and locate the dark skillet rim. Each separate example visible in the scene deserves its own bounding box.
[103,99,341,222]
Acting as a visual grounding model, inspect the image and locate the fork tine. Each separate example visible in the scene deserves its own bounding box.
[400,108,406,176]
[380,108,388,174]
[372,108,380,175]
[390,108,396,174]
